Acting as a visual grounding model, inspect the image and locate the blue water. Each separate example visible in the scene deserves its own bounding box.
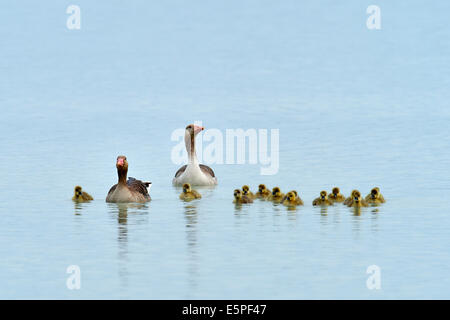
[0,0,449,299]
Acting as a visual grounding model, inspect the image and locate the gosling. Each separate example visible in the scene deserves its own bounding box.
[365,187,385,204]
[255,184,271,199]
[285,190,304,205]
[242,185,256,199]
[268,187,285,203]
[312,191,333,206]
[179,183,202,201]
[345,190,368,207]
[233,189,253,204]
[328,187,345,203]
[283,191,303,207]
[72,186,93,202]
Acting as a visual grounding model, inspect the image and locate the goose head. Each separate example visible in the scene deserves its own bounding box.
[258,184,267,193]
[185,124,204,153]
[320,190,328,200]
[233,189,242,200]
[116,155,128,171]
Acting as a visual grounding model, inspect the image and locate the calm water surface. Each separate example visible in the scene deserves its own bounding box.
[0,1,449,299]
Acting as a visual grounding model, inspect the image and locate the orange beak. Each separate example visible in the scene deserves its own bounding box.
[194,125,204,134]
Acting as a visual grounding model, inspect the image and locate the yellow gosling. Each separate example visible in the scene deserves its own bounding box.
[255,184,271,199]
[312,190,333,206]
[365,187,386,204]
[287,190,304,205]
[283,191,300,207]
[344,190,358,206]
[242,185,256,199]
[72,186,93,202]
[328,187,345,203]
[179,183,202,201]
[233,189,253,204]
[268,187,284,203]
[346,190,368,207]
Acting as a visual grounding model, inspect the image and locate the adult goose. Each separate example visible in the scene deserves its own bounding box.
[173,124,217,186]
[106,155,151,203]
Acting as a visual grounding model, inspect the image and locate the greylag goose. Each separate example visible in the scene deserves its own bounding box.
[173,124,217,186]
[106,155,151,203]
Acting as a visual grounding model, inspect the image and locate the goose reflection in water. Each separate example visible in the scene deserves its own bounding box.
[107,203,149,292]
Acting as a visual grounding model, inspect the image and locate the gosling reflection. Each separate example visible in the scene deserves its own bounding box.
[320,206,328,215]
[184,203,198,243]
[73,201,84,215]
[183,202,199,292]
[352,207,362,216]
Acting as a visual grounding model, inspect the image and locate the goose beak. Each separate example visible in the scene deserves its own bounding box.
[194,125,204,134]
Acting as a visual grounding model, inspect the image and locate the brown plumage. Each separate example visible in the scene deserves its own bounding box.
[106,156,151,203]
[72,186,93,202]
